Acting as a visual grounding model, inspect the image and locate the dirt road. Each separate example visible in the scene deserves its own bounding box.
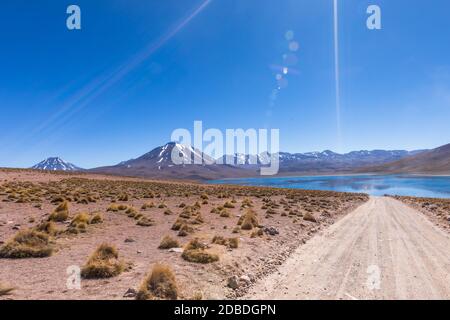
[246,197,450,300]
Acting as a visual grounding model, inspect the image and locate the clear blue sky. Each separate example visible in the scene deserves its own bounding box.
[1,0,449,168]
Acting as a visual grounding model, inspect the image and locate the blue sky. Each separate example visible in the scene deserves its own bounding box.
[1,0,449,168]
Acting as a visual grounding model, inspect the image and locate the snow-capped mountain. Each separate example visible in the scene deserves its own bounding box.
[31,157,83,171]
[220,149,426,174]
[91,142,250,180]
[119,142,216,169]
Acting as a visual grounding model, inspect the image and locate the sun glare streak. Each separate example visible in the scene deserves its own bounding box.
[25,0,213,144]
[333,0,343,153]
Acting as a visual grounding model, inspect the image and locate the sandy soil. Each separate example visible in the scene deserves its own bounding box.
[0,169,367,300]
[245,197,450,300]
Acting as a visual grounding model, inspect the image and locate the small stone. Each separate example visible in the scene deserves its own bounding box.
[123,288,137,298]
[168,248,183,253]
[239,275,251,283]
[263,226,279,236]
[137,250,143,254]
[124,238,135,243]
[227,276,239,289]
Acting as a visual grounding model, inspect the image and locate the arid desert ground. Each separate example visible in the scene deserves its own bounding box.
[0,169,449,300]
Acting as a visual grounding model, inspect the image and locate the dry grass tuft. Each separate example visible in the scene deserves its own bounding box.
[136,263,178,300]
[303,212,317,223]
[0,283,14,296]
[141,202,155,210]
[48,201,69,222]
[107,203,119,212]
[136,216,154,227]
[34,221,58,235]
[81,243,125,279]
[228,237,239,248]
[223,201,235,208]
[182,238,219,264]
[238,209,259,230]
[158,235,180,249]
[212,236,239,248]
[90,212,104,224]
[0,229,53,258]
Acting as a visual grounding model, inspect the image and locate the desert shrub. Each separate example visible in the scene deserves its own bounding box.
[0,229,53,258]
[90,213,104,224]
[177,224,194,237]
[71,212,90,225]
[136,216,154,227]
[191,214,204,224]
[182,238,219,264]
[250,228,264,238]
[125,207,138,217]
[118,194,129,201]
[158,203,167,209]
[228,237,239,249]
[48,201,69,222]
[107,203,119,212]
[212,236,239,249]
[219,209,231,218]
[193,202,201,210]
[66,212,90,234]
[34,221,58,235]
[241,198,253,208]
[136,264,178,300]
[171,218,185,231]
[81,244,125,279]
[303,212,317,222]
[164,209,173,215]
[50,196,66,204]
[223,202,235,208]
[211,236,227,246]
[239,210,259,230]
[0,283,14,296]
[77,198,89,204]
[158,235,180,249]
[190,291,203,300]
[118,204,128,211]
[141,202,155,210]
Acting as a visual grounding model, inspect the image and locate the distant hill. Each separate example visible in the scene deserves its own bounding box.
[359,143,450,174]
[31,157,83,171]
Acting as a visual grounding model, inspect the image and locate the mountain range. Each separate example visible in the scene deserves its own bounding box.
[29,142,450,180]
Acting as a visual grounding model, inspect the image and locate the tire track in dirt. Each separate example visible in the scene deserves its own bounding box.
[245,197,450,300]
